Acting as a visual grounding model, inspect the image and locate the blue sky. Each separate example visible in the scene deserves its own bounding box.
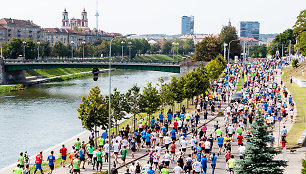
[1,0,305,35]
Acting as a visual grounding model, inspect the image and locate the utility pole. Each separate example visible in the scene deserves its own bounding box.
[289,40,291,61]
[282,43,284,58]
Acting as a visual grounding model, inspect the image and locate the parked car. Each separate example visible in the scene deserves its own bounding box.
[231,92,243,103]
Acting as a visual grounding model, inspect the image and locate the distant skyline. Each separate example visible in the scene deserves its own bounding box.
[1,0,305,35]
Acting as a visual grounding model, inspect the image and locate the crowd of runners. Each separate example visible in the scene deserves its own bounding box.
[13,58,294,174]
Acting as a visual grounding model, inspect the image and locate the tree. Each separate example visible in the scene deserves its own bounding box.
[298,31,306,56]
[24,40,37,59]
[236,110,287,174]
[273,29,296,55]
[139,39,150,54]
[161,39,172,54]
[149,43,161,54]
[140,82,162,121]
[110,88,129,133]
[194,36,221,61]
[293,10,306,36]
[2,37,23,59]
[249,45,268,58]
[183,39,195,54]
[126,85,143,131]
[52,41,66,57]
[219,25,242,58]
[167,76,185,111]
[77,86,108,146]
[206,59,223,80]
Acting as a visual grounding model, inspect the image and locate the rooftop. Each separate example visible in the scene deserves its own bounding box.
[0,18,39,27]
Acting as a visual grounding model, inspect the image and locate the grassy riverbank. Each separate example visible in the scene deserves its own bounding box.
[0,84,24,93]
[282,66,306,146]
[111,54,192,62]
[26,68,91,78]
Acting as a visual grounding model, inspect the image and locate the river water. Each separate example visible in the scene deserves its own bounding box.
[0,70,176,168]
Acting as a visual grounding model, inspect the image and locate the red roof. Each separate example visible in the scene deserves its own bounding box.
[239,37,259,42]
[180,34,219,39]
[0,18,39,27]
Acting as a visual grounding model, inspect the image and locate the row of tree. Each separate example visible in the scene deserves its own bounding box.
[1,37,195,59]
[194,25,242,61]
[267,10,306,56]
[77,54,226,136]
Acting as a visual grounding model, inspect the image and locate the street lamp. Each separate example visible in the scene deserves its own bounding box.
[227,39,239,106]
[128,42,132,61]
[71,41,74,61]
[176,43,179,63]
[37,42,40,60]
[82,41,86,61]
[224,43,228,61]
[22,41,26,60]
[1,43,3,59]
[108,34,134,174]
[121,41,125,62]
[172,42,176,64]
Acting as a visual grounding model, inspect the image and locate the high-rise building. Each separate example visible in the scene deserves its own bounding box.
[240,21,260,40]
[181,16,194,35]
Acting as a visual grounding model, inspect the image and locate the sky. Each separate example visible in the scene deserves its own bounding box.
[1,0,305,35]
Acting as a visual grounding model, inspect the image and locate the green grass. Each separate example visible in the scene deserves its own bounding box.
[236,69,244,91]
[26,68,91,78]
[50,72,92,82]
[0,84,24,93]
[282,67,306,147]
[110,54,192,62]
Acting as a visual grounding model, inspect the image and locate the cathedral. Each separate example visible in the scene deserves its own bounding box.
[62,8,89,30]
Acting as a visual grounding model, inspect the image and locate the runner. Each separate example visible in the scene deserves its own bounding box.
[60,144,67,167]
[33,151,43,174]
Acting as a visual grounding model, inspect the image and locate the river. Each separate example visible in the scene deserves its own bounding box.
[0,70,177,169]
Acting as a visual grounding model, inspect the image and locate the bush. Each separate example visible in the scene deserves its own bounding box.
[292,59,299,68]
[302,159,306,174]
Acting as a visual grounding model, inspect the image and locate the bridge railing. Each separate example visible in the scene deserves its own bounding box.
[3,58,180,65]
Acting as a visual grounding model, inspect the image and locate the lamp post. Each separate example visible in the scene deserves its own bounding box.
[37,42,40,60]
[176,43,179,63]
[227,39,239,106]
[224,43,228,62]
[121,41,125,62]
[82,41,86,61]
[172,42,175,64]
[71,41,74,61]
[108,34,134,174]
[22,41,26,60]
[128,42,132,61]
[1,43,3,59]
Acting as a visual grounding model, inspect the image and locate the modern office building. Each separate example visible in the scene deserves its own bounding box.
[240,21,260,40]
[181,16,194,35]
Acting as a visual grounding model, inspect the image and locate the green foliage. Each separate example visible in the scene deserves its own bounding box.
[219,25,242,58]
[272,29,296,55]
[249,45,268,58]
[140,82,162,116]
[236,110,287,174]
[2,38,23,59]
[77,86,109,131]
[149,43,161,53]
[110,88,129,125]
[0,84,21,93]
[298,31,306,56]
[293,10,306,36]
[215,54,227,69]
[292,59,299,68]
[194,36,221,61]
[206,59,223,80]
[161,39,172,54]
[302,159,306,174]
[125,85,143,118]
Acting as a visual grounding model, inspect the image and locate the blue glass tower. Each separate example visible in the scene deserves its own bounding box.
[240,21,260,40]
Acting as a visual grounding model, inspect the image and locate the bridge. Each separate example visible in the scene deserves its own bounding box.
[0,58,203,84]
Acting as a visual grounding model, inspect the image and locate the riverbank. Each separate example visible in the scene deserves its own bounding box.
[0,84,24,93]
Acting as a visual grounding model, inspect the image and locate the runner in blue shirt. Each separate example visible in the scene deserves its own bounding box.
[170,128,176,141]
[159,112,164,123]
[167,113,172,124]
[142,130,147,147]
[202,155,208,174]
[145,131,151,150]
[210,153,217,174]
[47,151,56,173]
[162,126,167,135]
[150,118,156,129]
[217,135,224,156]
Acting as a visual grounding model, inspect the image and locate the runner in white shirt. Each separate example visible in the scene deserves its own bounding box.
[155,143,162,156]
[122,138,129,147]
[163,151,171,166]
[173,163,184,174]
[190,136,197,151]
[129,162,136,174]
[113,140,120,162]
[238,143,246,159]
[192,160,202,173]
[180,137,187,153]
[164,134,171,150]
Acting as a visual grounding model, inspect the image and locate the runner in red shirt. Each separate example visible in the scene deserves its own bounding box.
[170,142,176,161]
[237,134,244,146]
[34,151,43,174]
[173,121,178,130]
[60,144,67,167]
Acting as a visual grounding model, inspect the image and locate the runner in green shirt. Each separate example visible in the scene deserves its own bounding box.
[227,155,235,174]
[99,137,104,148]
[96,149,103,171]
[14,164,22,174]
[88,145,94,164]
[120,146,128,166]
[236,126,243,134]
[216,128,222,138]
[161,166,169,174]
[74,138,81,150]
[18,152,25,169]
[73,157,80,174]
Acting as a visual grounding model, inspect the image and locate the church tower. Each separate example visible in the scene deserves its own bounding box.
[81,8,88,29]
[62,8,69,28]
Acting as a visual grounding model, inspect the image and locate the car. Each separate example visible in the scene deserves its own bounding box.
[231,92,243,103]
